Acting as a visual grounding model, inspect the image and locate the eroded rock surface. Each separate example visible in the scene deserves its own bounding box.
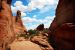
[49,0,75,50]
[0,0,15,50]
[31,32,53,50]
[13,10,27,35]
[10,40,42,50]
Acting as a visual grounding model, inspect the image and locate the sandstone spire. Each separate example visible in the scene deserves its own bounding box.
[13,10,27,35]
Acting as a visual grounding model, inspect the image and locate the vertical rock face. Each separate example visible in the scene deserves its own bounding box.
[13,10,27,35]
[50,0,75,31]
[49,0,75,50]
[0,0,15,50]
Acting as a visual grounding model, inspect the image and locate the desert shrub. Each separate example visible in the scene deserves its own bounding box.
[43,29,48,33]
[28,30,37,35]
[19,34,26,37]
[28,29,40,38]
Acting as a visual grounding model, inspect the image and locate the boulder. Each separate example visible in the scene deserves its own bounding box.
[31,33,53,50]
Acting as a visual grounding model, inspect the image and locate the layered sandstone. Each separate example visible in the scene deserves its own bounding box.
[49,0,75,50]
[13,10,27,35]
[0,0,15,50]
[31,31,53,50]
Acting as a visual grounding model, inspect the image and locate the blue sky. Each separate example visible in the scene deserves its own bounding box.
[11,0,58,30]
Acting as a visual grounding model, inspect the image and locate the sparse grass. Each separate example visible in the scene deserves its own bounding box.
[16,29,49,40]
[43,29,48,33]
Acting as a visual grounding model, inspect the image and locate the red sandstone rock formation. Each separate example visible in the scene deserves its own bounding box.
[36,24,44,31]
[13,10,27,35]
[0,0,15,50]
[31,32,53,50]
[55,23,75,50]
[49,0,75,50]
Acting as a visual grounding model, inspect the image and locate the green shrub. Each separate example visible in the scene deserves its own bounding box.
[43,29,48,33]
[19,34,26,37]
[28,30,37,35]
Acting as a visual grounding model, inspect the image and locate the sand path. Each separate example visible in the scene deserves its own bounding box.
[10,38,42,50]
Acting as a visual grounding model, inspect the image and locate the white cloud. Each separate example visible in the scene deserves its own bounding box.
[11,0,58,15]
[27,0,46,11]
[22,16,55,30]
[11,6,18,13]
[33,15,37,18]
[27,0,58,11]
[45,16,55,20]
[21,12,26,17]
[22,17,33,23]
[46,0,58,5]
[11,1,27,16]
[14,1,22,6]
[22,16,55,23]
[26,24,38,30]
[11,0,58,30]
[11,6,26,16]
[22,17,40,23]
[14,1,28,12]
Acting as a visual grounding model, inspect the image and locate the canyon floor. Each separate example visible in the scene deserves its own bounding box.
[10,37,42,50]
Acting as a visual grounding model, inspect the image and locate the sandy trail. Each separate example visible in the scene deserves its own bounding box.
[10,38,42,50]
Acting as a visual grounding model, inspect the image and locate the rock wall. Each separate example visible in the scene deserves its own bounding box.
[13,10,27,35]
[49,0,75,50]
[0,0,15,50]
